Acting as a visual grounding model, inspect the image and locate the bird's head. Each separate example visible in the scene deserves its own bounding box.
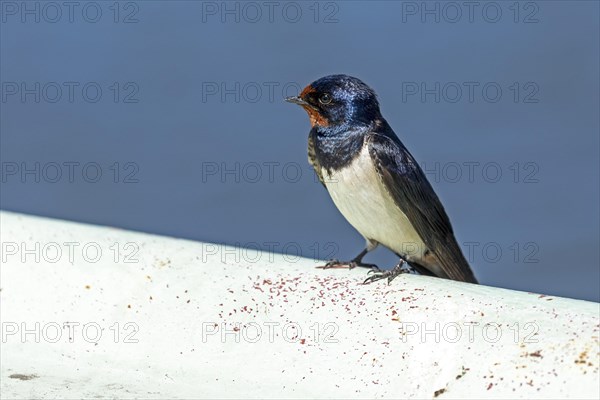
[286,75,382,130]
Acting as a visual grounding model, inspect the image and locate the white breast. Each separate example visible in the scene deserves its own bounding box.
[322,144,427,260]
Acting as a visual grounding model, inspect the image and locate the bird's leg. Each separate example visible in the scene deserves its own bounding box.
[318,247,380,270]
[363,257,414,285]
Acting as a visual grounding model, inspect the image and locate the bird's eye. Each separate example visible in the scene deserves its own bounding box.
[319,93,332,105]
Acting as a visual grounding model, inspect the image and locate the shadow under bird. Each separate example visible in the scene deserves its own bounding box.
[286,74,478,284]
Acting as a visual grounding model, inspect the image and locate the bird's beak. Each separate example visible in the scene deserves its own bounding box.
[285,96,308,106]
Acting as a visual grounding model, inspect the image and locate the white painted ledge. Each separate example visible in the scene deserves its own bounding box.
[0,211,598,399]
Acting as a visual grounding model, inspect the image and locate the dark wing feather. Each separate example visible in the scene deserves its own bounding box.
[308,130,325,186]
[367,132,478,283]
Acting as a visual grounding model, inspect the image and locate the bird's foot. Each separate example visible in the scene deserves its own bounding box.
[316,259,347,269]
[317,259,381,270]
[363,259,412,285]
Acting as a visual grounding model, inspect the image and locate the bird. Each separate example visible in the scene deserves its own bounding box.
[285,74,478,284]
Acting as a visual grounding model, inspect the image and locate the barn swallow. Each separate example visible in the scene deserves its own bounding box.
[286,75,478,284]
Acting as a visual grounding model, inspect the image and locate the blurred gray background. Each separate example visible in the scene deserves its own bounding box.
[1,1,598,301]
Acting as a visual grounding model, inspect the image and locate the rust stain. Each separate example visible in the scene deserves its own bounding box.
[575,350,592,366]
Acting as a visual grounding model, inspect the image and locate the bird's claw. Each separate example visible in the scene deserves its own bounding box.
[317,259,380,270]
[362,260,407,285]
[367,266,383,275]
[317,259,348,269]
